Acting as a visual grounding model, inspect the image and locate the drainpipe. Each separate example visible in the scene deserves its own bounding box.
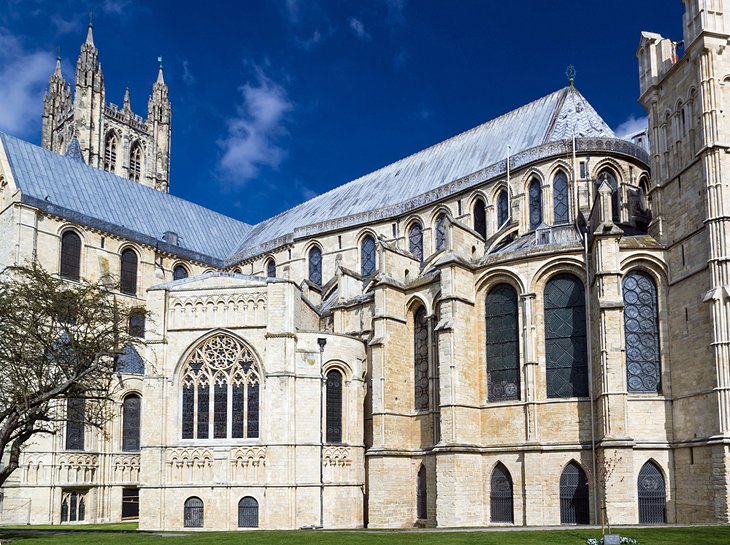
[583,233,599,523]
[317,337,327,529]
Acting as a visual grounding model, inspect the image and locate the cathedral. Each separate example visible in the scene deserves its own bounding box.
[0,0,729,530]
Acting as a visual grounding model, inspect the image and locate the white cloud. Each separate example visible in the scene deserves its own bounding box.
[217,70,293,185]
[349,17,371,41]
[284,0,301,23]
[0,29,56,138]
[182,59,195,86]
[102,0,133,15]
[51,14,81,35]
[615,115,648,139]
[384,0,407,26]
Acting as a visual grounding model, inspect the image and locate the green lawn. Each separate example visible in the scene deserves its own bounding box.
[0,525,728,545]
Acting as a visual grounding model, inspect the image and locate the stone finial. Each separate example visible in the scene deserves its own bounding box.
[597,179,614,225]
[155,57,165,86]
[85,18,94,46]
[123,87,131,112]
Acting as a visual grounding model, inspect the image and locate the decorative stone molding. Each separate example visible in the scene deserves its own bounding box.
[230,446,267,468]
[112,454,140,483]
[323,446,352,467]
[168,292,268,329]
[166,448,214,483]
[56,453,99,484]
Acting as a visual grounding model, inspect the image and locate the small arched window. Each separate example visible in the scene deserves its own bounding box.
[416,465,427,520]
[408,223,424,263]
[638,461,666,523]
[184,497,204,528]
[266,259,276,278]
[104,132,118,173]
[497,190,509,227]
[486,284,520,402]
[128,311,145,338]
[544,274,588,398]
[596,169,620,223]
[623,271,661,393]
[238,497,259,528]
[326,369,343,443]
[65,398,85,451]
[122,394,141,452]
[308,246,322,287]
[528,178,542,230]
[553,171,569,224]
[173,264,188,281]
[473,198,487,238]
[560,461,590,524]
[129,142,142,181]
[434,213,447,252]
[60,230,82,281]
[490,463,514,523]
[361,234,376,277]
[414,306,429,410]
[120,249,138,296]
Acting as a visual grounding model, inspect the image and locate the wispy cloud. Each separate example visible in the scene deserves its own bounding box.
[51,14,82,35]
[393,49,409,71]
[0,29,57,138]
[349,17,371,41]
[283,0,301,23]
[615,115,648,139]
[102,0,133,15]
[217,69,294,185]
[182,59,195,86]
[384,0,407,26]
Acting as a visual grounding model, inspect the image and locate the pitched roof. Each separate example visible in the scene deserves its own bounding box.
[0,133,252,265]
[228,86,613,263]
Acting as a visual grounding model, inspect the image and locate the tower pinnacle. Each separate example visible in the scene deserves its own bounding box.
[156,57,165,86]
[85,18,94,46]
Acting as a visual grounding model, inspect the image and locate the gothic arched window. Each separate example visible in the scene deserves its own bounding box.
[60,230,82,281]
[361,234,376,277]
[473,198,487,238]
[120,249,138,296]
[104,133,118,173]
[238,497,259,528]
[65,398,85,451]
[544,274,588,398]
[638,461,666,523]
[129,142,142,181]
[180,334,261,440]
[128,311,145,338]
[326,369,343,443]
[408,223,424,263]
[560,461,590,524]
[497,190,509,228]
[173,264,188,281]
[434,213,447,252]
[122,394,141,452]
[414,306,429,410]
[623,271,661,393]
[266,258,276,278]
[490,463,514,523]
[596,169,620,222]
[308,246,322,287]
[184,497,204,528]
[529,178,542,230]
[553,171,569,224]
[416,465,427,520]
[61,491,86,522]
[486,284,520,402]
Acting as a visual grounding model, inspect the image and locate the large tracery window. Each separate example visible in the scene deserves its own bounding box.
[553,171,569,224]
[361,234,377,277]
[434,213,447,252]
[486,284,520,402]
[104,133,118,173]
[326,369,343,443]
[528,178,542,230]
[497,190,509,228]
[408,223,424,263]
[65,398,85,451]
[60,230,82,281]
[308,246,322,287]
[129,142,142,181]
[623,271,661,393]
[181,334,261,440]
[414,306,430,411]
[473,198,487,238]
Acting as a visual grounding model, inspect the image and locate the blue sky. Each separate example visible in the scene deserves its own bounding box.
[0,0,684,225]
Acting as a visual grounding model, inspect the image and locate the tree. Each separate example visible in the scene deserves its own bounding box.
[0,264,139,487]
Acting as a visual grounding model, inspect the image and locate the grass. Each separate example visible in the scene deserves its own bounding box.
[0,525,728,545]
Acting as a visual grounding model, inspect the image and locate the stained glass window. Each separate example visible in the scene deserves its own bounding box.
[309,246,322,286]
[414,307,429,410]
[326,369,343,443]
[473,198,487,238]
[497,190,509,227]
[490,463,514,523]
[544,274,588,398]
[180,334,262,440]
[623,271,661,393]
[408,223,424,263]
[416,465,427,519]
[65,398,85,451]
[266,259,276,278]
[122,394,141,452]
[361,234,376,277]
[61,491,85,522]
[120,249,138,296]
[560,461,589,524]
[529,178,542,230]
[553,171,569,224]
[238,497,259,528]
[60,231,81,281]
[435,213,447,252]
[184,497,204,528]
[173,265,188,281]
[486,284,520,402]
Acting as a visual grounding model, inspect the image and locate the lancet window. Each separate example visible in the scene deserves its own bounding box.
[414,306,430,410]
[266,259,276,278]
[623,271,661,393]
[434,213,447,252]
[120,249,138,296]
[528,178,542,230]
[408,223,424,263]
[497,190,509,227]
[473,198,487,238]
[361,234,376,277]
[181,334,261,440]
[308,246,322,287]
[129,142,142,181]
[104,133,118,173]
[553,171,569,224]
[60,230,82,281]
[486,283,520,402]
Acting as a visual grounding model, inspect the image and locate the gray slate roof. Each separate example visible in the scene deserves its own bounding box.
[1,133,252,265]
[227,86,613,263]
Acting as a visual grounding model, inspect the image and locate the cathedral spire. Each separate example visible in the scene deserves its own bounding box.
[53,53,63,78]
[155,57,165,86]
[85,17,94,46]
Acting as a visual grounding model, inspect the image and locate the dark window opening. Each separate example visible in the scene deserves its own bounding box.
[122,394,141,452]
[60,231,82,281]
[560,461,589,524]
[184,497,204,528]
[486,284,520,402]
[120,249,138,296]
[326,369,343,443]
